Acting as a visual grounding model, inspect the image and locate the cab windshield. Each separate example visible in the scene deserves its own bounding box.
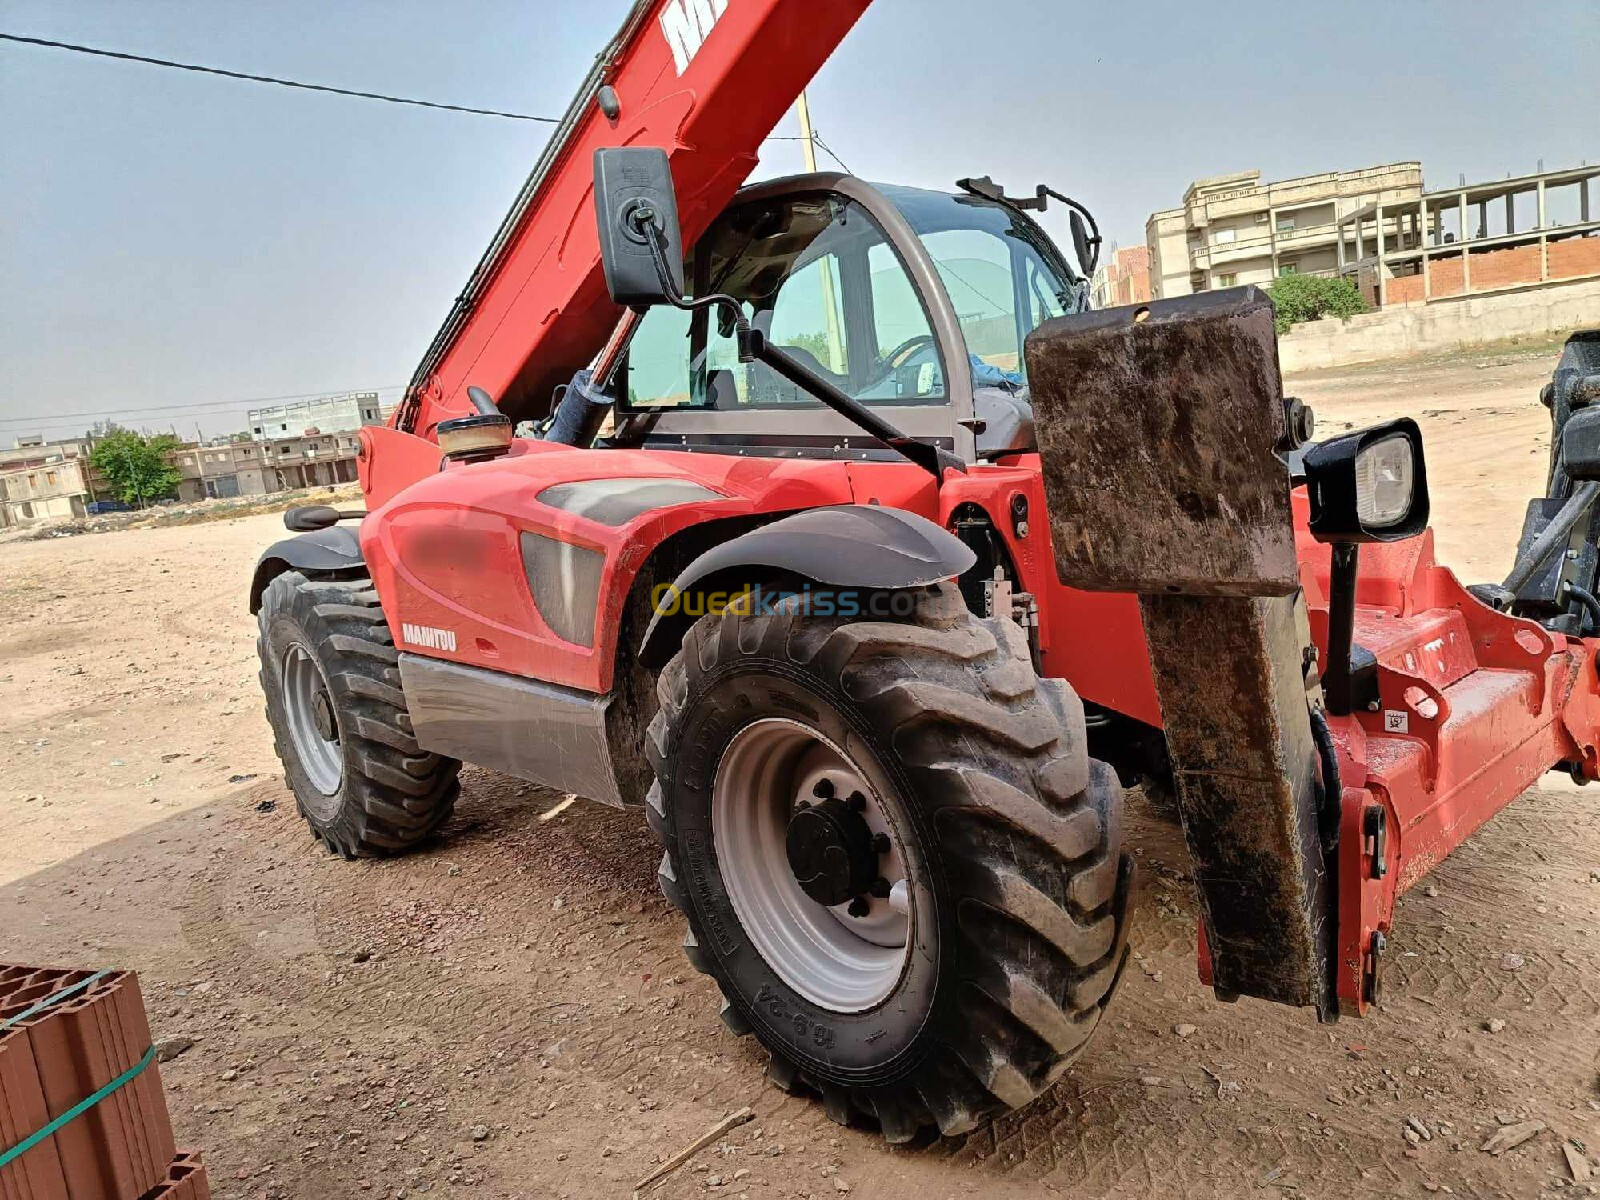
[878,184,1083,387]
[621,185,1083,413]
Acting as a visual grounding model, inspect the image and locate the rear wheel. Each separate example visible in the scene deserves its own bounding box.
[646,582,1133,1141]
[258,571,460,857]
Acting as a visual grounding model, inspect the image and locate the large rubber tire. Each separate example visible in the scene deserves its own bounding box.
[645,582,1133,1142]
[257,571,460,858]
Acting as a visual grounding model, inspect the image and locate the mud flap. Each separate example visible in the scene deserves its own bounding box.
[1024,288,1337,1020]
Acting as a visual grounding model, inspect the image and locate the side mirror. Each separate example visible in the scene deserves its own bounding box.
[593,147,685,307]
[1562,408,1600,480]
[1069,210,1098,279]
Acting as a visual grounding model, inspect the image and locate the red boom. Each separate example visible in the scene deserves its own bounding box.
[398,0,872,438]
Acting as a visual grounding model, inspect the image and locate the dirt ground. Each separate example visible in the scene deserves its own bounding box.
[4,338,1598,1199]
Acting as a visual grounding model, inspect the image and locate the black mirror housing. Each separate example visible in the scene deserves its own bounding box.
[1562,408,1600,480]
[283,505,342,532]
[593,147,685,307]
[1069,211,1094,278]
[1303,417,1430,543]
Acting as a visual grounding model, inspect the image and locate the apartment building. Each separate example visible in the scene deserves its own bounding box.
[1146,162,1423,298]
[174,432,361,502]
[247,392,383,441]
[0,437,105,527]
[173,441,272,501]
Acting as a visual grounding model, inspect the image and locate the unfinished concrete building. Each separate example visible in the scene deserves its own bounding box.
[173,432,361,502]
[1146,163,1422,298]
[1337,163,1600,307]
[0,437,107,527]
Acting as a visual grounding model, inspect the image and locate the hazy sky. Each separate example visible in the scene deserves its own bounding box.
[2,0,1594,441]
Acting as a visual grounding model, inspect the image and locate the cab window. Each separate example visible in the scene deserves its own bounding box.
[878,183,1083,388]
[623,305,692,409]
[623,194,945,412]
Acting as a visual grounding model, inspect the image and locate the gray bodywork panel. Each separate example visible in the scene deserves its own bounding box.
[520,531,607,648]
[536,477,724,526]
[399,653,625,807]
[638,504,975,667]
[972,386,1036,459]
[249,525,365,613]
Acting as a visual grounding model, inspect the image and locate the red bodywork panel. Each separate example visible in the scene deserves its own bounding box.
[364,448,1600,1014]
[1290,494,1600,1011]
[402,0,872,434]
[360,449,1161,722]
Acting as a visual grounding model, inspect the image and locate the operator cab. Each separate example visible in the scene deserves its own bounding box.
[611,172,1090,464]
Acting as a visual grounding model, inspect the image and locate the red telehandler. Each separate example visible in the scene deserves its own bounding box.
[249,0,1600,1141]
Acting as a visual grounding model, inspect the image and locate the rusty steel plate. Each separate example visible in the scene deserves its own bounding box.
[1024,288,1298,597]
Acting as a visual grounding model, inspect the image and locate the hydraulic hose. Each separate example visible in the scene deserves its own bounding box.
[1502,480,1600,596]
[1308,705,1343,1022]
[1564,582,1600,636]
[1309,707,1343,858]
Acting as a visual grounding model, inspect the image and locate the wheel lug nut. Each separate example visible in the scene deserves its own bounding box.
[869,877,891,899]
[871,833,891,855]
[847,896,871,918]
[847,791,866,811]
[812,778,835,800]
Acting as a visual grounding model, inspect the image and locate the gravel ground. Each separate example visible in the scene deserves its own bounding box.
[3,340,1598,1199]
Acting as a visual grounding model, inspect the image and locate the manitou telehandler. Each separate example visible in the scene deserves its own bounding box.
[249,0,1600,1142]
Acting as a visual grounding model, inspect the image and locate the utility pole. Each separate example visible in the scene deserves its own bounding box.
[795,90,820,174]
[795,91,845,374]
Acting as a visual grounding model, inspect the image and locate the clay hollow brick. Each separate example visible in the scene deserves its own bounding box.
[0,966,180,1200]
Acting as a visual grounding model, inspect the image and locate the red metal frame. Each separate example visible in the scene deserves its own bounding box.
[1292,491,1600,1011]
[362,442,1600,1013]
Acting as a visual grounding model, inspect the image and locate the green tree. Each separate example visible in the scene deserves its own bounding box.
[1268,274,1368,335]
[89,430,183,506]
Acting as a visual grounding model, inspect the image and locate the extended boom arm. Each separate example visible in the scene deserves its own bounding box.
[398,0,872,439]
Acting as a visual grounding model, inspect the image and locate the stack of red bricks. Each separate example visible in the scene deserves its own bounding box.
[0,965,209,1199]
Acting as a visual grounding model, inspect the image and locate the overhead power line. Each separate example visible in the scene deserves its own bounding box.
[0,33,559,122]
[768,134,853,174]
[3,31,861,170]
[0,385,404,427]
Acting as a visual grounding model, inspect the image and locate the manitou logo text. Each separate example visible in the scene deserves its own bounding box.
[660,0,729,75]
[402,623,457,652]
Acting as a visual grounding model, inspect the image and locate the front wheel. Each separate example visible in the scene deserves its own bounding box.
[646,583,1133,1142]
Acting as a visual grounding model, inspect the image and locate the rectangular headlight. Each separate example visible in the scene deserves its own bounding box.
[1354,434,1415,528]
[1303,417,1429,543]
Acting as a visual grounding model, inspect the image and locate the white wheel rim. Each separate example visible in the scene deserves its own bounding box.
[712,717,913,1013]
[282,641,343,802]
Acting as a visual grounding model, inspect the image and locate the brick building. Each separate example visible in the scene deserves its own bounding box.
[1090,245,1152,308]
[1337,163,1600,307]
